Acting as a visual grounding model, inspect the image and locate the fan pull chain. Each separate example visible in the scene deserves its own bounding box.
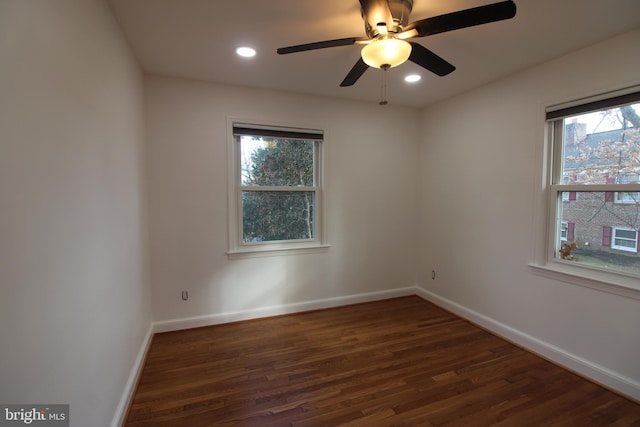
[379,65,389,106]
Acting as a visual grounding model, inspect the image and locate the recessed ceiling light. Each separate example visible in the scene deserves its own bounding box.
[404,74,421,83]
[236,47,256,58]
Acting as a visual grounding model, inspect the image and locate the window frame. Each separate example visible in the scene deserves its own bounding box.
[226,119,329,258]
[530,87,640,298]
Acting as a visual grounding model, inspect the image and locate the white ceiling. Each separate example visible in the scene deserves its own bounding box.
[108,0,640,108]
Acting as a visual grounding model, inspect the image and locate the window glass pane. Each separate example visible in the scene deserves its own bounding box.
[240,136,315,187]
[614,238,636,249]
[616,229,637,239]
[242,191,315,243]
[558,191,639,274]
[560,103,640,185]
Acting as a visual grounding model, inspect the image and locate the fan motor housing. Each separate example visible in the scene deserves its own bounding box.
[363,0,414,37]
[389,0,413,27]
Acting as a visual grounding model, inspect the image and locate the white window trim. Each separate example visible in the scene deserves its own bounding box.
[611,227,638,252]
[226,118,329,258]
[529,86,640,300]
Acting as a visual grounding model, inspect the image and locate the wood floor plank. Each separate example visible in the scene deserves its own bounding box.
[125,296,640,426]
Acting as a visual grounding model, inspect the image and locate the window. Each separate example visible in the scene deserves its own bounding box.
[227,122,327,256]
[615,191,639,204]
[545,90,640,278]
[615,174,640,204]
[561,176,572,201]
[560,221,568,241]
[611,227,638,252]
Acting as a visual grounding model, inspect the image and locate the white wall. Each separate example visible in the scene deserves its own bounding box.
[417,28,640,397]
[0,1,152,425]
[144,76,420,324]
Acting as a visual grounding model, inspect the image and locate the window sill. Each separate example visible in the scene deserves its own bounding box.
[227,244,331,259]
[528,261,640,300]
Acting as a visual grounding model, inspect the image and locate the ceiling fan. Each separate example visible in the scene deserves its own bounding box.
[277,0,517,87]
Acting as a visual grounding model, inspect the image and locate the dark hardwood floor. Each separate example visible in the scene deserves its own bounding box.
[125,296,640,426]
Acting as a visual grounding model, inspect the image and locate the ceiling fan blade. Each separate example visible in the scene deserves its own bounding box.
[340,58,370,87]
[408,42,455,76]
[359,0,394,30]
[277,37,366,55]
[400,0,516,39]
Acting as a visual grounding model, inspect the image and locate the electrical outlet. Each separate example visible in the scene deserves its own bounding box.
[181,290,189,301]
[432,270,436,280]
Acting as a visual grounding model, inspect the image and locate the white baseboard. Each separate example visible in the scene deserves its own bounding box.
[153,287,416,333]
[111,322,154,427]
[415,287,640,402]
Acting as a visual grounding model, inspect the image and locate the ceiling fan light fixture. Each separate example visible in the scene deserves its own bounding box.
[361,38,411,69]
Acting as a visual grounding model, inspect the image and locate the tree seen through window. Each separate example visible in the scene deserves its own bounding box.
[240,135,318,243]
